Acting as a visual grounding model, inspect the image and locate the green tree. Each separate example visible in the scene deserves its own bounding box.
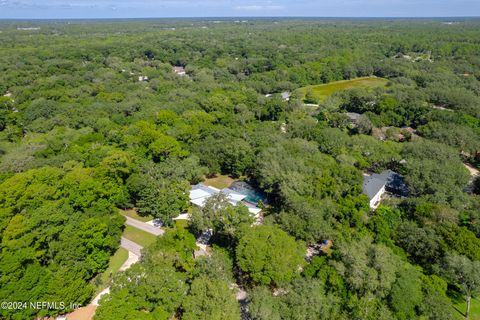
[347,293,393,320]
[388,266,423,320]
[402,139,469,206]
[394,222,442,267]
[236,225,305,286]
[419,275,454,320]
[156,109,179,127]
[441,254,480,319]
[355,114,373,134]
[367,205,402,246]
[194,248,234,282]
[332,237,401,298]
[182,276,240,320]
[148,135,188,162]
[136,178,190,224]
[249,278,343,320]
[96,228,197,320]
[190,192,254,238]
[436,224,480,262]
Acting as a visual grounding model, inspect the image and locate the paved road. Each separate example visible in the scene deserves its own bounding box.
[124,216,165,236]
[120,237,143,256]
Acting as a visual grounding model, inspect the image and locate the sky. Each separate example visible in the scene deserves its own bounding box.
[0,0,479,19]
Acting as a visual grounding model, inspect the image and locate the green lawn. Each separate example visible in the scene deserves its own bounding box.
[296,76,389,103]
[95,247,129,294]
[204,174,235,189]
[123,225,157,247]
[452,295,480,320]
[119,208,153,222]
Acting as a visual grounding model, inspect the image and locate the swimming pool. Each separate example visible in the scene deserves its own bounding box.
[229,181,267,205]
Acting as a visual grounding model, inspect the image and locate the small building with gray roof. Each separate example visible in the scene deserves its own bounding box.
[363,170,407,209]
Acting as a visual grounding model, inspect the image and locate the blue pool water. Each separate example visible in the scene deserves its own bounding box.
[229,181,267,205]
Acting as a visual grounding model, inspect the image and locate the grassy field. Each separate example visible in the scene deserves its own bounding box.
[204,174,235,189]
[123,225,157,247]
[95,247,129,294]
[452,296,480,320]
[296,76,389,102]
[119,208,153,222]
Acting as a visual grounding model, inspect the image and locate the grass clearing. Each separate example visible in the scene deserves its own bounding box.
[119,208,153,222]
[296,76,389,102]
[123,225,157,247]
[95,247,128,294]
[452,295,480,320]
[204,174,235,189]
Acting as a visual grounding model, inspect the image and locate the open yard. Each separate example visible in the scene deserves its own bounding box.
[123,225,157,247]
[119,208,153,222]
[296,76,389,102]
[95,247,129,294]
[203,174,235,189]
[452,295,480,320]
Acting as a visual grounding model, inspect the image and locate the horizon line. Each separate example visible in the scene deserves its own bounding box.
[1,16,480,21]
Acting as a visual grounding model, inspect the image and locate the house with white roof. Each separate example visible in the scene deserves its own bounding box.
[189,183,262,217]
[265,91,291,101]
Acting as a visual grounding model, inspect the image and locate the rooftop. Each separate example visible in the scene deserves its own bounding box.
[346,112,361,121]
[281,91,291,101]
[363,170,407,200]
[190,183,262,217]
[173,66,186,75]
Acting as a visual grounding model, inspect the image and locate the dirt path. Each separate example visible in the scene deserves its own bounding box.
[120,250,139,271]
[465,163,480,177]
[63,305,96,320]
[91,288,110,307]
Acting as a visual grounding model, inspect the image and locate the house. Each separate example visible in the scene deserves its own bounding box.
[172,66,186,76]
[189,184,219,207]
[189,183,262,217]
[372,126,418,142]
[138,75,149,82]
[264,91,291,101]
[281,91,291,101]
[345,112,361,127]
[363,170,407,209]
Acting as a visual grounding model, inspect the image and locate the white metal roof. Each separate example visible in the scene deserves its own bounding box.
[189,183,262,215]
[191,197,209,207]
[222,188,248,202]
[247,207,262,216]
[189,187,216,200]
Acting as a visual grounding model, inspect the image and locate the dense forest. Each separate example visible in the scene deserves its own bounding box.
[1,18,480,320]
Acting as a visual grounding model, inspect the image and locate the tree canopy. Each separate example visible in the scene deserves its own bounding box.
[0,18,479,320]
